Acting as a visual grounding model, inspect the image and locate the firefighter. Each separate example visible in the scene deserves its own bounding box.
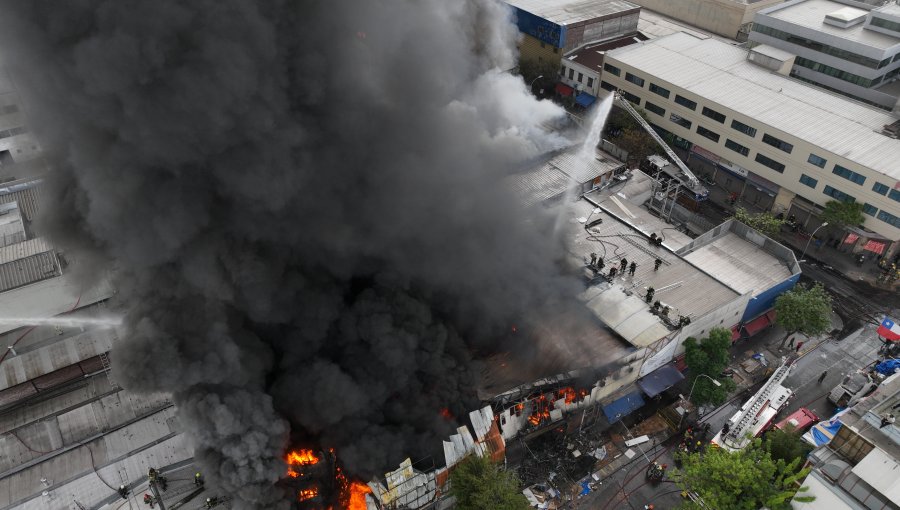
[620,258,628,272]
[629,261,637,276]
[609,266,617,278]
[118,485,129,499]
[148,468,157,483]
[589,252,597,266]
[206,497,218,508]
[195,472,204,487]
[654,258,662,271]
[645,287,655,303]
[143,493,155,508]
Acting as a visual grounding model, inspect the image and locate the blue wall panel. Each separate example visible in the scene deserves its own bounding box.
[513,7,565,47]
[741,274,800,322]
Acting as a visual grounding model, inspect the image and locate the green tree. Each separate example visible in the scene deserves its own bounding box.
[732,207,785,238]
[683,328,737,406]
[820,200,865,230]
[616,128,657,167]
[450,454,530,510]
[516,59,561,96]
[775,283,832,348]
[764,425,813,464]
[673,438,814,510]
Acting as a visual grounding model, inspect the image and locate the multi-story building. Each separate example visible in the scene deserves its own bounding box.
[601,31,900,258]
[505,0,640,70]
[750,0,900,110]
[627,0,783,41]
[0,67,43,171]
[560,33,648,103]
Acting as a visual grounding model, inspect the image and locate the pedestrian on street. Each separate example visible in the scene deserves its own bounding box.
[795,341,804,353]
[788,336,795,349]
[818,371,828,384]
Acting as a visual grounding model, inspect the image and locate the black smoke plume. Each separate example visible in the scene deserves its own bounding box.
[0,1,584,507]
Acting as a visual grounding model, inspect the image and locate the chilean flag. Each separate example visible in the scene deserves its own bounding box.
[877,317,900,342]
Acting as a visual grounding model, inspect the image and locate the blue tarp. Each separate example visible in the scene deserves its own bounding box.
[875,359,900,376]
[637,364,685,398]
[602,391,646,423]
[575,93,596,108]
[810,421,842,446]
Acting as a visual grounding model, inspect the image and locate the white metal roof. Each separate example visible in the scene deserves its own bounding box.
[851,448,900,502]
[751,43,796,61]
[683,232,792,296]
[606,32,900,181]
[760,0,900,50]
[504,0,639,26]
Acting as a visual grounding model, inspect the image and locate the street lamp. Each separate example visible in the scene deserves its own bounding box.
[529,75,544,92]
[678,374,722,429]
[801,222,829,261]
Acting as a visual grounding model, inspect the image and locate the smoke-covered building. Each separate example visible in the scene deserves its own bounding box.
[0,67,42,171]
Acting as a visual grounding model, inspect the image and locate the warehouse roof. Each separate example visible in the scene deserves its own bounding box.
[759,0,900,51]
[505,0,639,26]
[606,32,900,180]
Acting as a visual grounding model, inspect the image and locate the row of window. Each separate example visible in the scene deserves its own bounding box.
[794,57,882,88]
[869,16,900,35]
[0,126,26,140]
[562,67,595,89]
[753,23,895,70]
[802,178,899,228]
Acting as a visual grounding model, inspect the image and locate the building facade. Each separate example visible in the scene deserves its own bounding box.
[627,0,783,40]
[750,0,900,110]
[601,32,900,257]
[505,0,640,69]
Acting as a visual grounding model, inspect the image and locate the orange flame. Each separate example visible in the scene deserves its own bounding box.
[439,407,454,420]
[286,449,320,478]
[298,487,318,502]
[335,468,372,510]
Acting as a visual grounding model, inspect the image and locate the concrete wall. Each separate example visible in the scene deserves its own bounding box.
[630,0,782,39]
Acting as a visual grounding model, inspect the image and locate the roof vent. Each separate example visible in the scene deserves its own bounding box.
[824,7,868,28]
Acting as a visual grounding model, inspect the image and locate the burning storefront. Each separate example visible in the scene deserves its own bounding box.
[281,449,373,510]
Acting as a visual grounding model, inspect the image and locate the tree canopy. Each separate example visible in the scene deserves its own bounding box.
[450,454,530,510]
[764,424,813,465]
[673,438,814,510]
[775,283,832,346]
[820,200,864,229]
[683,328,737,406]
[732,207,785,238]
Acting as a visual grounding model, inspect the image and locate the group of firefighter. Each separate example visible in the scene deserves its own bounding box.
[118,467,216,509]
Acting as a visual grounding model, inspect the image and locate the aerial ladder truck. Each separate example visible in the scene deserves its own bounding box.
[612,91,710,202]
[711,357,794,452]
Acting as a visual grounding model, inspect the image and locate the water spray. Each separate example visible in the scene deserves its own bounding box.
[0,316,122,328]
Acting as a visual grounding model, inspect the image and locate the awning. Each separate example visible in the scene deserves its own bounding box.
[743,312,773,337]
[844,233,859,244]
[555,83,574,97]
[731,325,742,342]
[846,225,890,241]
[575,92,596,107]
[863,239,886,255]
[638,364,685,398]
[602,391,645,423]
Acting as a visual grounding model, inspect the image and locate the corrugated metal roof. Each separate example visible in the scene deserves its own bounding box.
[505,164,573,207]
[505,0,639,26]
[683,232,791,295]
[606,33,900,181]
[851,448,900,502]
[0,237,52,265]
[0,251,59,293]
[0,182,43,221]
[550,148,624,183]
[761,0,900,50]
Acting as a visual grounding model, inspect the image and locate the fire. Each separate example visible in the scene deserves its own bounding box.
[439,407,454,420]
[298,487,319,502]
[336,468,372,510]
[286,449,320,478]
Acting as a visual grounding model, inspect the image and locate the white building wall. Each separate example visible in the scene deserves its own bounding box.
[560,58,601,97]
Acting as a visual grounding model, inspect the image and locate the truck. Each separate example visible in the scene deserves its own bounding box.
[827,371,878,408]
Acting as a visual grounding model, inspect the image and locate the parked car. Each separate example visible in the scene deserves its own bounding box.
[773,408,819,433]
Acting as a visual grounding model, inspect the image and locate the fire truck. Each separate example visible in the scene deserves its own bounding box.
[711,358,794,452]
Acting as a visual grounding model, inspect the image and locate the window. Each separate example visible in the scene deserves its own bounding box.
[560,66,567,78]
[755,153,785,173]
[807,154,827,168]
[873,182,889,195]
[731,119,757,137]
[878,16,900,34]
[890,188,900,203]
[568,68,574,80]
[753,23,890,69]
[823,185,856,203]
[578,72,584,83]
[669,113,691,129]
[649,83,670,99]
[724,139,749,157]
[832,165,866,185]
[644,101,665,117]
[696,125,720,142]
[762,133,793,154]
[620,90,640,104]
[877,210,900,228]
[799,174,818,188]
[587,77,594,88]
[600,81,616,92]
[674,95,697,110]
[603,63,621,76]
[625,72,645,87]
[701,106,726,124]
[863,203,878,217]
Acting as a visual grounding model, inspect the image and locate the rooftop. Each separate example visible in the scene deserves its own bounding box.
[504,0,639,26]
[606,32,900,181]
[758,0,900,50]
[565,33,649,72]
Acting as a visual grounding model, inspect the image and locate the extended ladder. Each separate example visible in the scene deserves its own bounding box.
[722,358,792,449]
[99,350,119,390]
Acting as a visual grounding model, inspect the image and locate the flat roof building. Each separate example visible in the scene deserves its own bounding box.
[602,31,900,257]
[627,0,783,41]
[750,0,900,110]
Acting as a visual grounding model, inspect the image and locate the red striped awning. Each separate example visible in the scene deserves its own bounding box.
[844,233,860,244]
[555,83,574,97]
[863,240,886,255]
[744,313,772,337]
